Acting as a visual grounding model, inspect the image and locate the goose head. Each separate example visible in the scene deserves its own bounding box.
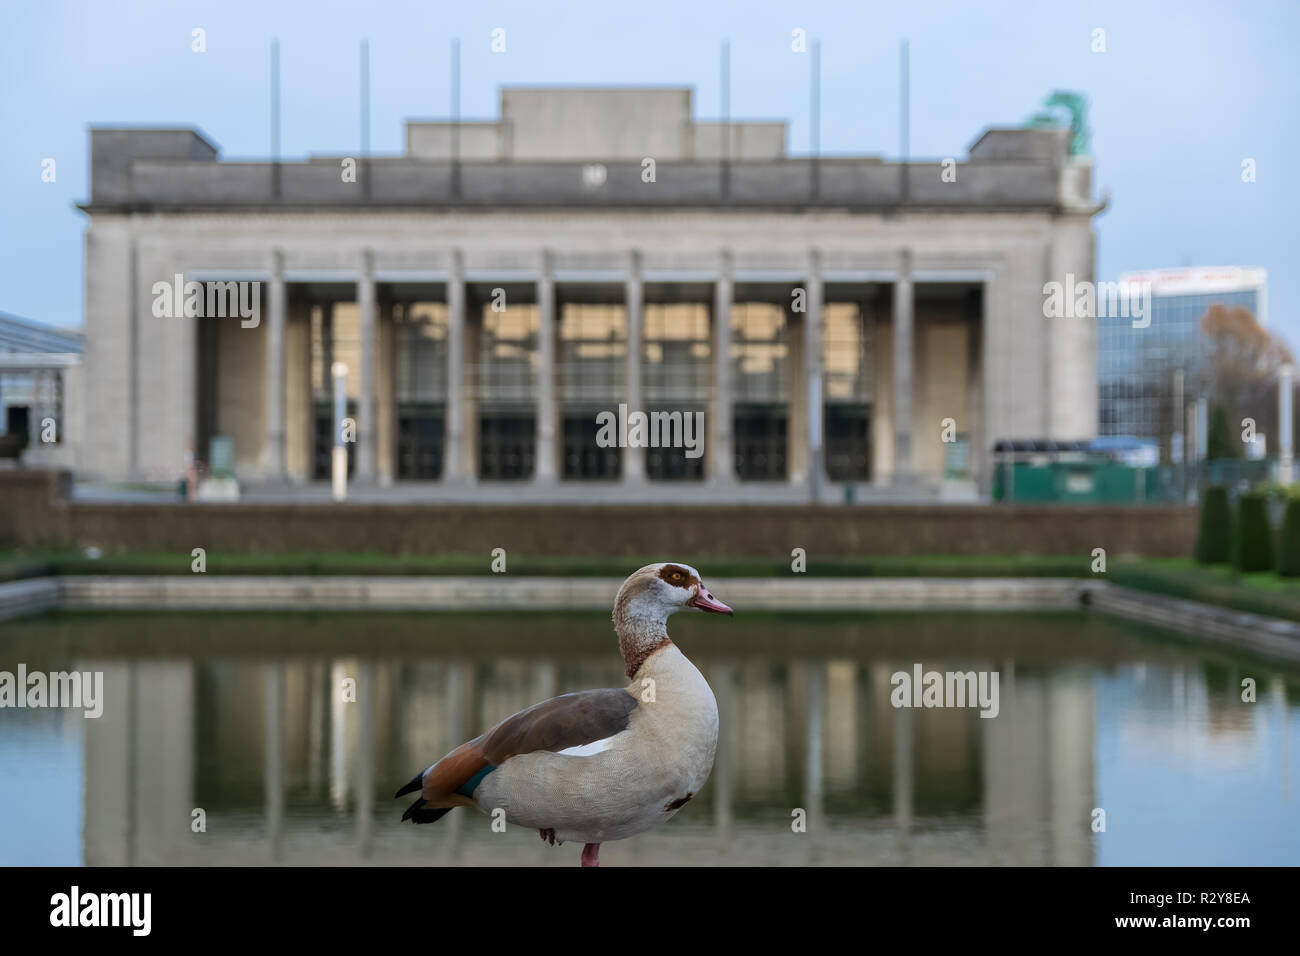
[613,562,732,676]
[615,562,732,621]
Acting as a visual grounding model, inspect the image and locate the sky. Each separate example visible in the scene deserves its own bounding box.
[2,0,1297,342]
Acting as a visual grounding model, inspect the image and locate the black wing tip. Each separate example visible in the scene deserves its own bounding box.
[401,798,452,825]
[393,770,425,799]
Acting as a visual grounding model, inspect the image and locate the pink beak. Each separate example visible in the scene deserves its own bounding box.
[691,584,733,616]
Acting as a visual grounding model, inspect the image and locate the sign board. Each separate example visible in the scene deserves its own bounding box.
[209,435,235,478]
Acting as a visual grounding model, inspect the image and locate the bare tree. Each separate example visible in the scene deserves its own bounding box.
[1200,304,1292,451]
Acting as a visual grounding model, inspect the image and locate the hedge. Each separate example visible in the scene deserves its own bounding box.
[1195,485,1232,564]
[1278,498,1300,576]
[1233,493,1274,573]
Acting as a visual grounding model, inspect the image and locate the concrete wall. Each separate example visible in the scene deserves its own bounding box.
[406,122,503,160]
[968,127,1069,163]
[53,574,1090,612]
[135,242,196,479]
[0,471,1197,557]
[216,313,267,474]
[692,122,787,160]
[915,316,972,478]
[82,218,134,479]
[89,128,216,205]
[1047,215,1098,439]
[98,158,1065,210]
[502,88,693,161]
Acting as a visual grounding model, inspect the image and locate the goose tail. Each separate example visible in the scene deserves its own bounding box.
[395,740,492,824]
[401,798,452,824]
[393,769,425,799]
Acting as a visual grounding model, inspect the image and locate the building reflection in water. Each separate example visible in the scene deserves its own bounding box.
[58,615,1296,867]
[73,658,1095,865]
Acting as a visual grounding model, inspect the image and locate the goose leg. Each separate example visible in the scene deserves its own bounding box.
[580,843,601,867]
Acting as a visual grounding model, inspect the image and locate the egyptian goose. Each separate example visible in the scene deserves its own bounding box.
[395,562,732,866]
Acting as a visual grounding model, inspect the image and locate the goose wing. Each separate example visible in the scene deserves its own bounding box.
[396,687,638,822]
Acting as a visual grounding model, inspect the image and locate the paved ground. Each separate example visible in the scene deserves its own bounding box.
[70,478,984,506]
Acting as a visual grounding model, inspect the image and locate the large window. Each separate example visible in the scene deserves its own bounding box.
[395,301,448,480]
[559,302,624,480]
[310,302,359,479]
[731,303,789,403]
[734,404,788,481]
[823,300,874,481]
[732,301,789,480]
[558,303,625,403]
[477,305,538,403]
[479,412,534,480]
[477,304,538,480]
[644,301,710,481]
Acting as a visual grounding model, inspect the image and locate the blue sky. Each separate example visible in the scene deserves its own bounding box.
[2,1,1296,342]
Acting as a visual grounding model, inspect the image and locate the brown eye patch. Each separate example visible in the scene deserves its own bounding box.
[657,565,696,589]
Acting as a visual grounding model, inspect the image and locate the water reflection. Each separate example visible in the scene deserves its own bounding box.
[1,612,1297,866]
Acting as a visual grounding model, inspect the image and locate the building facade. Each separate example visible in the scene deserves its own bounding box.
[79,87,1101,500]
[1098,267,1267,464]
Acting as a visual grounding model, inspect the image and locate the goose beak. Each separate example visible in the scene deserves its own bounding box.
[691,585,733,616]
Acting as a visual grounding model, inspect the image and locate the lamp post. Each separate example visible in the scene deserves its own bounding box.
[332,362,348,502]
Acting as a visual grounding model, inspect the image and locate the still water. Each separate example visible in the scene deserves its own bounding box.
[1,610,1297,866]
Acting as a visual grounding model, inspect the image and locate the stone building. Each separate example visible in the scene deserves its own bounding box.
[79,87,1101,500]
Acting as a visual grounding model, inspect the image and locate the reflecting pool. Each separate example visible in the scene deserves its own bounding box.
[1,610,1296,866]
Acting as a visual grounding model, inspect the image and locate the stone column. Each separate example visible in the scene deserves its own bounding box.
[711,250,734,484]
[27,369,46,447]
[980,276,997,495]
[357,249,377,482]
[892,693,914,841]
[805,249,824,502]
[803,662,826,834]
[892,249,914,484]
[264,662,285,863]
[535,249,557,482]
[356,660,375,857]
[624,250,645,484]
[1047,226,1098,440]
[263,249,287,479]
[445,249,466,483]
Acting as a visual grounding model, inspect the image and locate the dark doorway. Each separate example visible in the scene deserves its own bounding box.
[397,404,445,480]
[734,403,788,480]
[313,401,357,479]
[563,409,620,480]
[4,406,30,449]
[825,405,872,481]
[479,411,535,480]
